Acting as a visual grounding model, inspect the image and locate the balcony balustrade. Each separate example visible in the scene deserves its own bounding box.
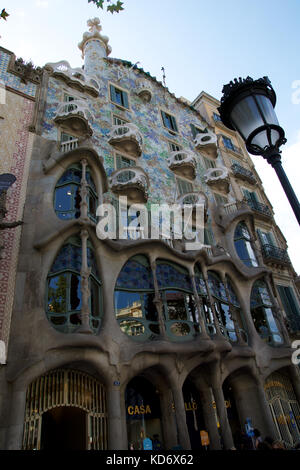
[109,166,149,202]
[231,163,257,185]
[204,166,230,193]
[194,130,218,158]
[261,244,291,267]
[168,150,197,179]
[54,99,93,138]
[108,123,143,158]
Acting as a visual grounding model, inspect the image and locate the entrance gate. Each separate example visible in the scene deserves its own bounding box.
[265,371,300,448]
[22,368,108,450]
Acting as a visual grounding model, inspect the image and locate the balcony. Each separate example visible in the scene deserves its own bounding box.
[54,100,93,138]
[109,166,149,202]
[261,244,291,267]
[231,163,257,185]
[194,130,218,158]
[108,123,143,158]
[60,137,79,154]
[245,199,273,221]
[167,150,197,179]
[204,166,230,193]
[45,60,100,97]
[177,191,208,222]
[136,82,153,103]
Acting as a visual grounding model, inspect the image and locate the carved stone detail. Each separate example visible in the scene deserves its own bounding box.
[9,57,43,85]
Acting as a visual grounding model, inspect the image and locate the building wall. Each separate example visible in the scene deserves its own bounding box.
[0,23,300,450]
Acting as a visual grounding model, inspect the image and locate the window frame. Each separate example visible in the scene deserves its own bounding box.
[160,109,179,134]
[109,83,130,110]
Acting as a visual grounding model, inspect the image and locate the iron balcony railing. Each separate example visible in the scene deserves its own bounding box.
[245,198,272,218]
[231,163,256,185]
[261,244,291,265]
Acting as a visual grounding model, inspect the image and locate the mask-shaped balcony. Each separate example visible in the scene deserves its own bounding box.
[194,130,218,157]
[177,191,208,222]
[204,166,230,193]
[54,100,93,138]
[136,82,153,103]
[108,123,143,158]
[45,60,100,97]
[167,150,197,179]
[109,166,149,203]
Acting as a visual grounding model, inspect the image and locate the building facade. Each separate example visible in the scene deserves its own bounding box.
[0,18,300,450]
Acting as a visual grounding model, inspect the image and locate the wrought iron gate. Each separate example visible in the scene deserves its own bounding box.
[265,371,300,448]
[22,368,108,450]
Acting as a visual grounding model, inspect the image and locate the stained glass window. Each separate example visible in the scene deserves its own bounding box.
[250,280,282,345]
[156,260,193,292]
[46,235,101,334]
[114,255,158,341]
[234,222,258,267]
[54,164,98,221]
[207,271,246,343]
[116,255,154,291]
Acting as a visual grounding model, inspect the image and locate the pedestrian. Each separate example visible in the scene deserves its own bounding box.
[253,429,262,449]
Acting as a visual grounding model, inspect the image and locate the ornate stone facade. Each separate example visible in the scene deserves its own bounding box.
[0,20,300,451]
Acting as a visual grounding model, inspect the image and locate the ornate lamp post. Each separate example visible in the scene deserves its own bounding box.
[218,76,300,225]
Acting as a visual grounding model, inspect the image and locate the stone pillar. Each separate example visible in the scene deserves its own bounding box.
[200,387,222,450]
[202,270,224,338]
[80,159,89,222]
[230,375,277,439]
[170,381,191,450]
[150,258,167,340]
[6,388,27,450]
[189,269,210,340]
[211,384,234,449]
[107,384,128,450]
[221,273,245,345]
[78,229,93,334]
[160,388,178,450]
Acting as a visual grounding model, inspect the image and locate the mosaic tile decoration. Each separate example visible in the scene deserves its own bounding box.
[156,261,192,292]
[116,258,154,291]
[0,51,37,98]
[0,97,35,346]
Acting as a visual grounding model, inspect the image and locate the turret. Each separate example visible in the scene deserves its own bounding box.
[78,18,112,76]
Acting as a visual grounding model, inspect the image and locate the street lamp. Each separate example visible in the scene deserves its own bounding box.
[218,76,300,225]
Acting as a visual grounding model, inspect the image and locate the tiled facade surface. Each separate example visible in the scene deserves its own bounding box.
[0,49,37,352]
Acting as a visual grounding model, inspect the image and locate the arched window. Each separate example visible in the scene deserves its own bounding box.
[234,222,258,267]
[156,259,200,339]
[207,272,246,342]
[114,255,159,340]
[46,235,101,334]
[54,163,97,221]
[251,280,283,345]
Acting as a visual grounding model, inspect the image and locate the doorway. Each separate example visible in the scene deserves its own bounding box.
[41,407,87,450]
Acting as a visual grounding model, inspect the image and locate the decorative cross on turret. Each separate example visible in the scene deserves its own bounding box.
[87,17,102,34]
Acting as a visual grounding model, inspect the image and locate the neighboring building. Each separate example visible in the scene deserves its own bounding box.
[0,18,300,450]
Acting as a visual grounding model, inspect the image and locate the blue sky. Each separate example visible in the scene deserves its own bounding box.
[1,0,300,271]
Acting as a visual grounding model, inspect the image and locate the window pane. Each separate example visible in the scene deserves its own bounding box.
[70,274,82,311]
[165,290,187,320]
[115,291,143,319]
[55,185,74,212]
[142,293,157,322]
[264,307,279,333]
[47,274,67,313]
